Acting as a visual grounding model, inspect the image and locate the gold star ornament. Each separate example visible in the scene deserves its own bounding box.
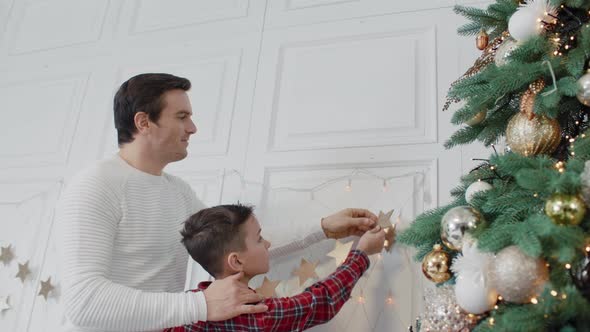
[377,210,397,252]
[16,261,31,283]
[327,240,354,266]
[255,277,281,298]
[292,259,318,286]
[39,277,55,300]
[0,245,15,266]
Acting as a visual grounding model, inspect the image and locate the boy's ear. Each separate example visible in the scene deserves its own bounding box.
[227,252,243,272]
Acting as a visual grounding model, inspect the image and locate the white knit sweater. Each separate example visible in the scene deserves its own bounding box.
[56,155,325,332]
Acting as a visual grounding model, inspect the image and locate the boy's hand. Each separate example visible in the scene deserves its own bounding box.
[203,272,268,321]
[321,208,378,239]
[356,226,386,255]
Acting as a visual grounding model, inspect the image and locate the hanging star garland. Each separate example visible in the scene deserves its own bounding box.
[255,277,281,298]
[377,210,397,252]
[16,261,31,283]
[0,245,15,266]
[39,277,54,301]
[327,240,354,266]
[292,259,318,286]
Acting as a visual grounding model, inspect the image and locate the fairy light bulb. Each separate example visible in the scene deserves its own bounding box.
[551,290,558,297]
[345,179,352,192]
[531,297,538,304]
[358,291,365,304]
[566,263,571,269]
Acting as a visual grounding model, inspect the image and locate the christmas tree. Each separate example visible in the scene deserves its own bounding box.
[398,1,590,331]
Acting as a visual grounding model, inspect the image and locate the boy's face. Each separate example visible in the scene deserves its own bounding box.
[237,215,271,278]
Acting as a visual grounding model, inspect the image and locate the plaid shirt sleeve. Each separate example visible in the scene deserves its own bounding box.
[262,249,369,331]
[162,250,369,332]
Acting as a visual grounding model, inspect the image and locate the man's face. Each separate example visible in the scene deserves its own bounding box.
[238,215,271,278]
[148,89,196,162]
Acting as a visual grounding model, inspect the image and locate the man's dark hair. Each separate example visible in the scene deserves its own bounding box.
[181,204,254,277]
[113,73,191,146]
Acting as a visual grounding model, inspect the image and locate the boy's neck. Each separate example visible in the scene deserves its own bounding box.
[216,272,252,286]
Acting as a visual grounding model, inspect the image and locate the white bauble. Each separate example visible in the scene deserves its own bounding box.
[455,276,498,314]
[508,0,557,41]
[452,241,497,314]
[465,181,493,204]
[489,245,549,303]
[508,8,543,41]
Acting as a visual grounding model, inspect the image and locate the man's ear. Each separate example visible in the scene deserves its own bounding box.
[134,112,150,135]
[227,252,243,272]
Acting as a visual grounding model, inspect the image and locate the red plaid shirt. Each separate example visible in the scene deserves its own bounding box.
[164,250,369,332]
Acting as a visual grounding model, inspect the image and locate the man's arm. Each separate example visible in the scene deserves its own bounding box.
[263,250,370,331]
[56,173,207,331]
[268,208,378,259]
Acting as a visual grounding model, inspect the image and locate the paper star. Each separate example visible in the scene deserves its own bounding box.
[39,277,54,300]
[0,245,15,266]
[377,210,397,252]
[0,296,10,313]
[377,209,394,229]
[16,261,31,283]
[255,277,281,298]
[327,240,354,266]
[292,259,318,286]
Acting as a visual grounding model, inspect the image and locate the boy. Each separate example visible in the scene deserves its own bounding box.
[165,203,386,331]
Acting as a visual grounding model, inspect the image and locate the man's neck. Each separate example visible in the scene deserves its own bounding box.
[118,143,167,176]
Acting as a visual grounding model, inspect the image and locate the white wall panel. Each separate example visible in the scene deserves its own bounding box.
[8,0,109,55]
[0,74,88,169]
[130,0,249,34]
[266,0,456,29]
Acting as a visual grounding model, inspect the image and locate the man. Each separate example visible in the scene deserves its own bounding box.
[56,73,378,331]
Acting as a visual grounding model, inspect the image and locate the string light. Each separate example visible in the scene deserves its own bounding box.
[358,291,365,304]
[562,294,567,300]
[551,290,558,296]
[565,263,572,269]
[498,296,503,301]
[489,318,495,326]
[531,297,538,304]
[345,179,352,192]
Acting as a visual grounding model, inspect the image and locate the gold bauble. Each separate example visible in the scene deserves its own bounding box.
[476,29,489,50]
[545,193,586,225]
[422,244,452,283]
[465,109,487,126]
[505,112,561,156]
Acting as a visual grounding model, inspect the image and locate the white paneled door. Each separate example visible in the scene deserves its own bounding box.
[0,0,489,331]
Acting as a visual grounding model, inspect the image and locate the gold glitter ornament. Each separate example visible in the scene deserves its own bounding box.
[420,285,481,332]
[476,29,489,50]
[545,193,586,226]
[506,79,561,156]
[422,244,452,283]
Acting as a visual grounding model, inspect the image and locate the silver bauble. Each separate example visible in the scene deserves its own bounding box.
[420,285,480,332]
[488,245,548,303]
[494,38,519,66]
[441,206,484,251]
[580,160,590,206]
[577,70,590,106]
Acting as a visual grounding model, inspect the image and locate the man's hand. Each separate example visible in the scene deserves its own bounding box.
[203,272,268,321]
[356,226,386,255]
[321,208,378,239]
